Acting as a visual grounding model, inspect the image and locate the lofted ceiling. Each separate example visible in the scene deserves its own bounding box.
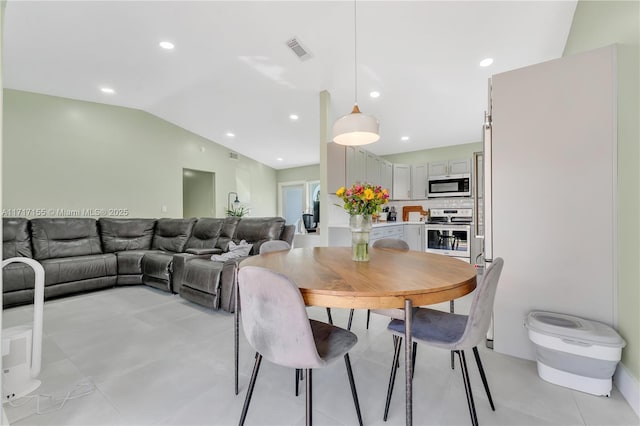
[2,1,577,170]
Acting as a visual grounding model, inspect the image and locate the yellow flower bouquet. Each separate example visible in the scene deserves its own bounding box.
[336,183,390,261]
[335,183,389,216]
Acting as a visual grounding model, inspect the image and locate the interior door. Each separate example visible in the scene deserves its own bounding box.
[279,183,305,226]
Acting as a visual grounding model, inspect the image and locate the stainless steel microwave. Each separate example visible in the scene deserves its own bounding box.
[427,174,471,197]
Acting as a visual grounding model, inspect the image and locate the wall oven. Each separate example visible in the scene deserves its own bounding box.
[427,174,471,198]
[424,208,472,262]
[425,224,471,260]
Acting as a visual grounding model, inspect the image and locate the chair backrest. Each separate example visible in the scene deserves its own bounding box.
[458,257,504,348]
[238,266,325,369]
[259,240,291,254]
[302,213,316,231]
[372,238,410,251]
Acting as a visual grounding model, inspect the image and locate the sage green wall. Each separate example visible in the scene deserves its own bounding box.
[2,89,277,218]
[276,164,319,183]
[381,142,482,164]
[564,1,640,380]
[182,168,215,218]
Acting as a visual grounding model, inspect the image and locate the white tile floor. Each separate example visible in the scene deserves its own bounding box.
[2,286,638,426]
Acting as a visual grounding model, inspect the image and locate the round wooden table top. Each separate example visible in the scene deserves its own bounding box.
[240,247,477,309]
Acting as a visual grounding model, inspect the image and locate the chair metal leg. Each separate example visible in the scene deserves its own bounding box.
[473,346,495,411]
[450,300,455,370]
[344,353,364,426]
[234,268,240,395]
[295,369,300,397]
[347,309,355,330]
[383,335,402,421]
[457,350,479,426]
[239,352,262,426]
[326,308,333,325]
[412,341,418,379]
[366,309,371,330]
[306,368,313,426]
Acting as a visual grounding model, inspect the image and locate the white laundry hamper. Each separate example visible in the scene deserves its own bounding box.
[525,311,625,397]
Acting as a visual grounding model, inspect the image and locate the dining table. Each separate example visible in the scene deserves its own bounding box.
[238,246,477,426]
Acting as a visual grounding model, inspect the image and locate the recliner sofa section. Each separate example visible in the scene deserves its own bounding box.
[178,217,294,312]
[30,218,117,301]
[2,216,294,310]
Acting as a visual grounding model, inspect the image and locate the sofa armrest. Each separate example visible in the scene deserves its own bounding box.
[218,256,252,313]
[185,248,222,255]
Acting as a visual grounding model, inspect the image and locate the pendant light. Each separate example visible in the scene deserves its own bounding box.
[332,0,380,146]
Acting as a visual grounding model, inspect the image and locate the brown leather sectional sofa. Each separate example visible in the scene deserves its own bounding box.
[2,216,294,312]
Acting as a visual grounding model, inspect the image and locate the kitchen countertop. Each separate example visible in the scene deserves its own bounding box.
[328,221,425,228]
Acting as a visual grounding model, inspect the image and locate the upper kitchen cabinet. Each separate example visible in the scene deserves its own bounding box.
[346,146,366,186]
[411,164,428,199]
[379,159,393,194]
[365,151,381,184]
[428,158,471,176]
[392,164,411,200]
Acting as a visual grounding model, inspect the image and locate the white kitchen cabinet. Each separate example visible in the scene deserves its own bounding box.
[346,146,366,185]
[428,158,471,176]
[380,159,393,193]
[366,151,380,185]
[392,164,411,200]
[404,224,424,251]
[411,163,428,199]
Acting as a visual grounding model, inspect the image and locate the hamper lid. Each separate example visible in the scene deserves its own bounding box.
[526,311,626,348]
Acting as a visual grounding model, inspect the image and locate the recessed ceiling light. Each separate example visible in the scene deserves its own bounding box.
[100,87,115,94]
[289,114,299,120]
[369,91,380,98]
[401,136,410,141]
[226,132,235,138]
[276,157,284,162]
[159,41,175,50]
[479,58,494,67]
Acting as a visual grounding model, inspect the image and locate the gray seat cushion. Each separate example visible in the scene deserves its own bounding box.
[41,254,117,286]
[117,250,161,275]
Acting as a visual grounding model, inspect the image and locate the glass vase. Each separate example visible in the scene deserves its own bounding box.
[349,214,373,262]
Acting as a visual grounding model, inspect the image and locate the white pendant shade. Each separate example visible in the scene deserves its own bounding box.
[332,104,380,146]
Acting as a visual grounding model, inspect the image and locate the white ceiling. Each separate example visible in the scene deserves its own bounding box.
[2,1,577,170]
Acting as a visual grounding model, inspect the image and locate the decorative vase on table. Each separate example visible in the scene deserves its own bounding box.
[350,214,372,262]
[336,182,390,262]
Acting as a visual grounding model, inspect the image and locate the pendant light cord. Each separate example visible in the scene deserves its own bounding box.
[353,0,358,105]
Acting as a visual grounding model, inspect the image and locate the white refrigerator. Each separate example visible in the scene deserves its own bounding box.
[480,45,617,360]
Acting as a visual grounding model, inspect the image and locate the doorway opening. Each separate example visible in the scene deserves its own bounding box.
[183,168,215,218]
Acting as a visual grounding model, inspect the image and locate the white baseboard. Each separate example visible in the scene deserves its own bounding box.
[614,363,640,417]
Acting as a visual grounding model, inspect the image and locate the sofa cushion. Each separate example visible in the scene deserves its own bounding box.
[99,218,156,252]
[215,217,240,252]
[117,250,161,275]
[151,218,196,253]
[141,252,173,281]
[233,217,285,255]
[184,218,224,250]
[31,218,102,260]
[3,218,32,258]
[41,254,116,286]
[2,263,36,292]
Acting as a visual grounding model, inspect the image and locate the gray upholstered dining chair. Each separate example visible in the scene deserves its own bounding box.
[345,238,410,331]
[382,257,504,426]
[237,266,363,426]
[234,240,291,395]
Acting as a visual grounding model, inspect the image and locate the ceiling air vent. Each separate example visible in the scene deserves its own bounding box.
[229,152,239,160]
[286,37,312,61]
